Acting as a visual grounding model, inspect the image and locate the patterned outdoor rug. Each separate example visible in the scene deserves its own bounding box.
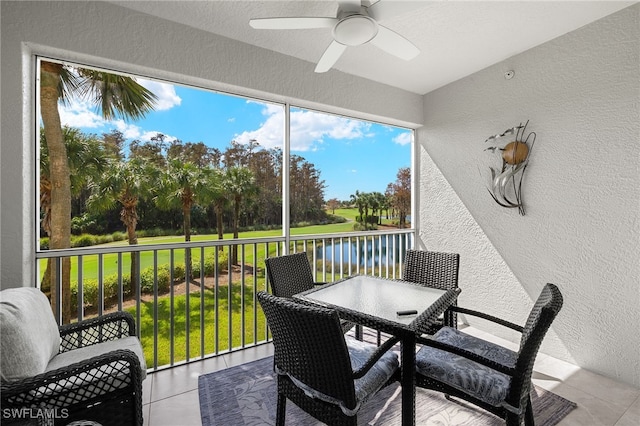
[198,356,577,426]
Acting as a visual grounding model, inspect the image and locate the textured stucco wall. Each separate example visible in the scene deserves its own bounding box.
[417,5,639,387]
[0,1,422,288]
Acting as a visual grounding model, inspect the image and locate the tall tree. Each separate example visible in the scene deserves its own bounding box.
[87,158,155,297]
[40,60,157,323]
[326,198,339,214]
[369,192,386,225]
[156,160,209,274]
[39,127,108,297]
[224,166,257,264]
[389,167,411,228]
[202,168,228,249]
[350,190,365,229]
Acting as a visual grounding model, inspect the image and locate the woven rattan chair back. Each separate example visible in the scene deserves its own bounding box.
[257,291,357,409]
[402,249,460,290]
[402,249,460,331]
[415,283,563,426]
[265,252,317,298]
[509,283,564,410]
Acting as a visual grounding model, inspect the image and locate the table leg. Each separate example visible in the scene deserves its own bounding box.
[400,334,416,426]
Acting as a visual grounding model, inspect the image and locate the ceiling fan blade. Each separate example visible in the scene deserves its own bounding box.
[315,41,348,73]
[366,0,425,22]
[338,0,362,13]
[249,17,336,30]
[370,25,419,60]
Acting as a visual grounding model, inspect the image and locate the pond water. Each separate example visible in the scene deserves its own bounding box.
[315,234,413,267]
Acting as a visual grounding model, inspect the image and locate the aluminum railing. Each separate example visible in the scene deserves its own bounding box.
[36,229,414,371]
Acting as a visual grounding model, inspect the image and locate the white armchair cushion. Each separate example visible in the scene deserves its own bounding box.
[46,336,147,379]
[0,288,61,381]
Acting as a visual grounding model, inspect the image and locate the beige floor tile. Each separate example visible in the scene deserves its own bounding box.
[561,368,640,409]
[149,358,224,402]
[222,343,273,368]
[614,396,640,426]
[146,333,640,426]
[547,383,629,426]
[142,374,153,405]
[147,389,202,426]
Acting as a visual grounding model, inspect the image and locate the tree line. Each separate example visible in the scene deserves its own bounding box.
[38,60,410,323]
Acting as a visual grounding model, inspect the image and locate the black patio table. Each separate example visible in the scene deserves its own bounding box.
[294,274,461,426]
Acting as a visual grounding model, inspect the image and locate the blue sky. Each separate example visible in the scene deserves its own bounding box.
[59,77,412,201]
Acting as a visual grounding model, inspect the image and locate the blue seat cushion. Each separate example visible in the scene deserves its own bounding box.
[415,327,517,406]
[277,337,399,416]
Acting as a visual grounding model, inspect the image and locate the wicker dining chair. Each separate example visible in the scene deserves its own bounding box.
[257,291,400,426]
[265,252,357,335]
[0,287,146,426]
[402,249,460,335]
[414,283,564,426]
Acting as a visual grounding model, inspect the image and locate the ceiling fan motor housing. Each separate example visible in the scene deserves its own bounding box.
[332,14,378,46]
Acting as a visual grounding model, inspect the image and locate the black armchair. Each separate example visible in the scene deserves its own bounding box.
[265,252,357,335]
[414,283,563,426]
[1,287,146,426]
[402,249,460,334]
[257,291,400,426]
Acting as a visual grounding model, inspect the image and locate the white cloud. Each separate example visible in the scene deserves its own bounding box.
[111,119,176,142]
[58,99,106,129]
[59,79,181,130]
[393,132,412,146]
[234,105,372,151]
[58,81,179,142]
[138,79,182,111]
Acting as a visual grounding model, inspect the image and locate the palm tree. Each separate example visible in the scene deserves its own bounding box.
[40,60,157,323]
[224,166,257,264]
[350,190,365,227]
[201,168,228,250]
[39,126,108,297]
[87,158,155,297]
[155,160,209,275]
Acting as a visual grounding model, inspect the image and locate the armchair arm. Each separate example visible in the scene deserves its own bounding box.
[416,334,516,376]
[448,306,524,333]
[59,311,137,352]
[1,349,143,414]
[351,336,401,379]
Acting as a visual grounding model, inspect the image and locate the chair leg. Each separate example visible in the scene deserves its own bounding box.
[505,412,521,426]
[524,396,535,426]
[355,324,363,341]
[276,393,287,426]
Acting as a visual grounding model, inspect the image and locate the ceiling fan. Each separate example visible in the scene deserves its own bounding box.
[249,0,420,73]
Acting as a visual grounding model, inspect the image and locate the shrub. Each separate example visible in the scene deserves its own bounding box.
[71,273,126,309]
[72,234,97,247]
[172,263,185,281]
[140,267,155,294]
[191,250,229,277]
[40,237,49,250]
[96,234,114,245]
[111,231,127,242]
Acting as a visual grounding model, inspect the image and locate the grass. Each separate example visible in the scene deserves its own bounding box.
[39,211,364,281]
[129,281,268,368]
[44,208,403,367]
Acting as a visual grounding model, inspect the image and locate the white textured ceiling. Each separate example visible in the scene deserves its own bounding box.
[111,1,634,94]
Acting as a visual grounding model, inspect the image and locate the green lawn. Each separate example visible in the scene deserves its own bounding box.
[50,208,402,367]
[40,210,361,281]
[130,282,268,367]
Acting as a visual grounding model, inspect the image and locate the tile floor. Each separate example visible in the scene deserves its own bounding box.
[143,326,640,425]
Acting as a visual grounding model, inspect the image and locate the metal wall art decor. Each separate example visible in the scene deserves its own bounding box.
[484,120,536,215]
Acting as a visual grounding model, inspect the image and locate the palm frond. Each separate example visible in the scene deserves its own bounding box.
[77,70,158,121]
